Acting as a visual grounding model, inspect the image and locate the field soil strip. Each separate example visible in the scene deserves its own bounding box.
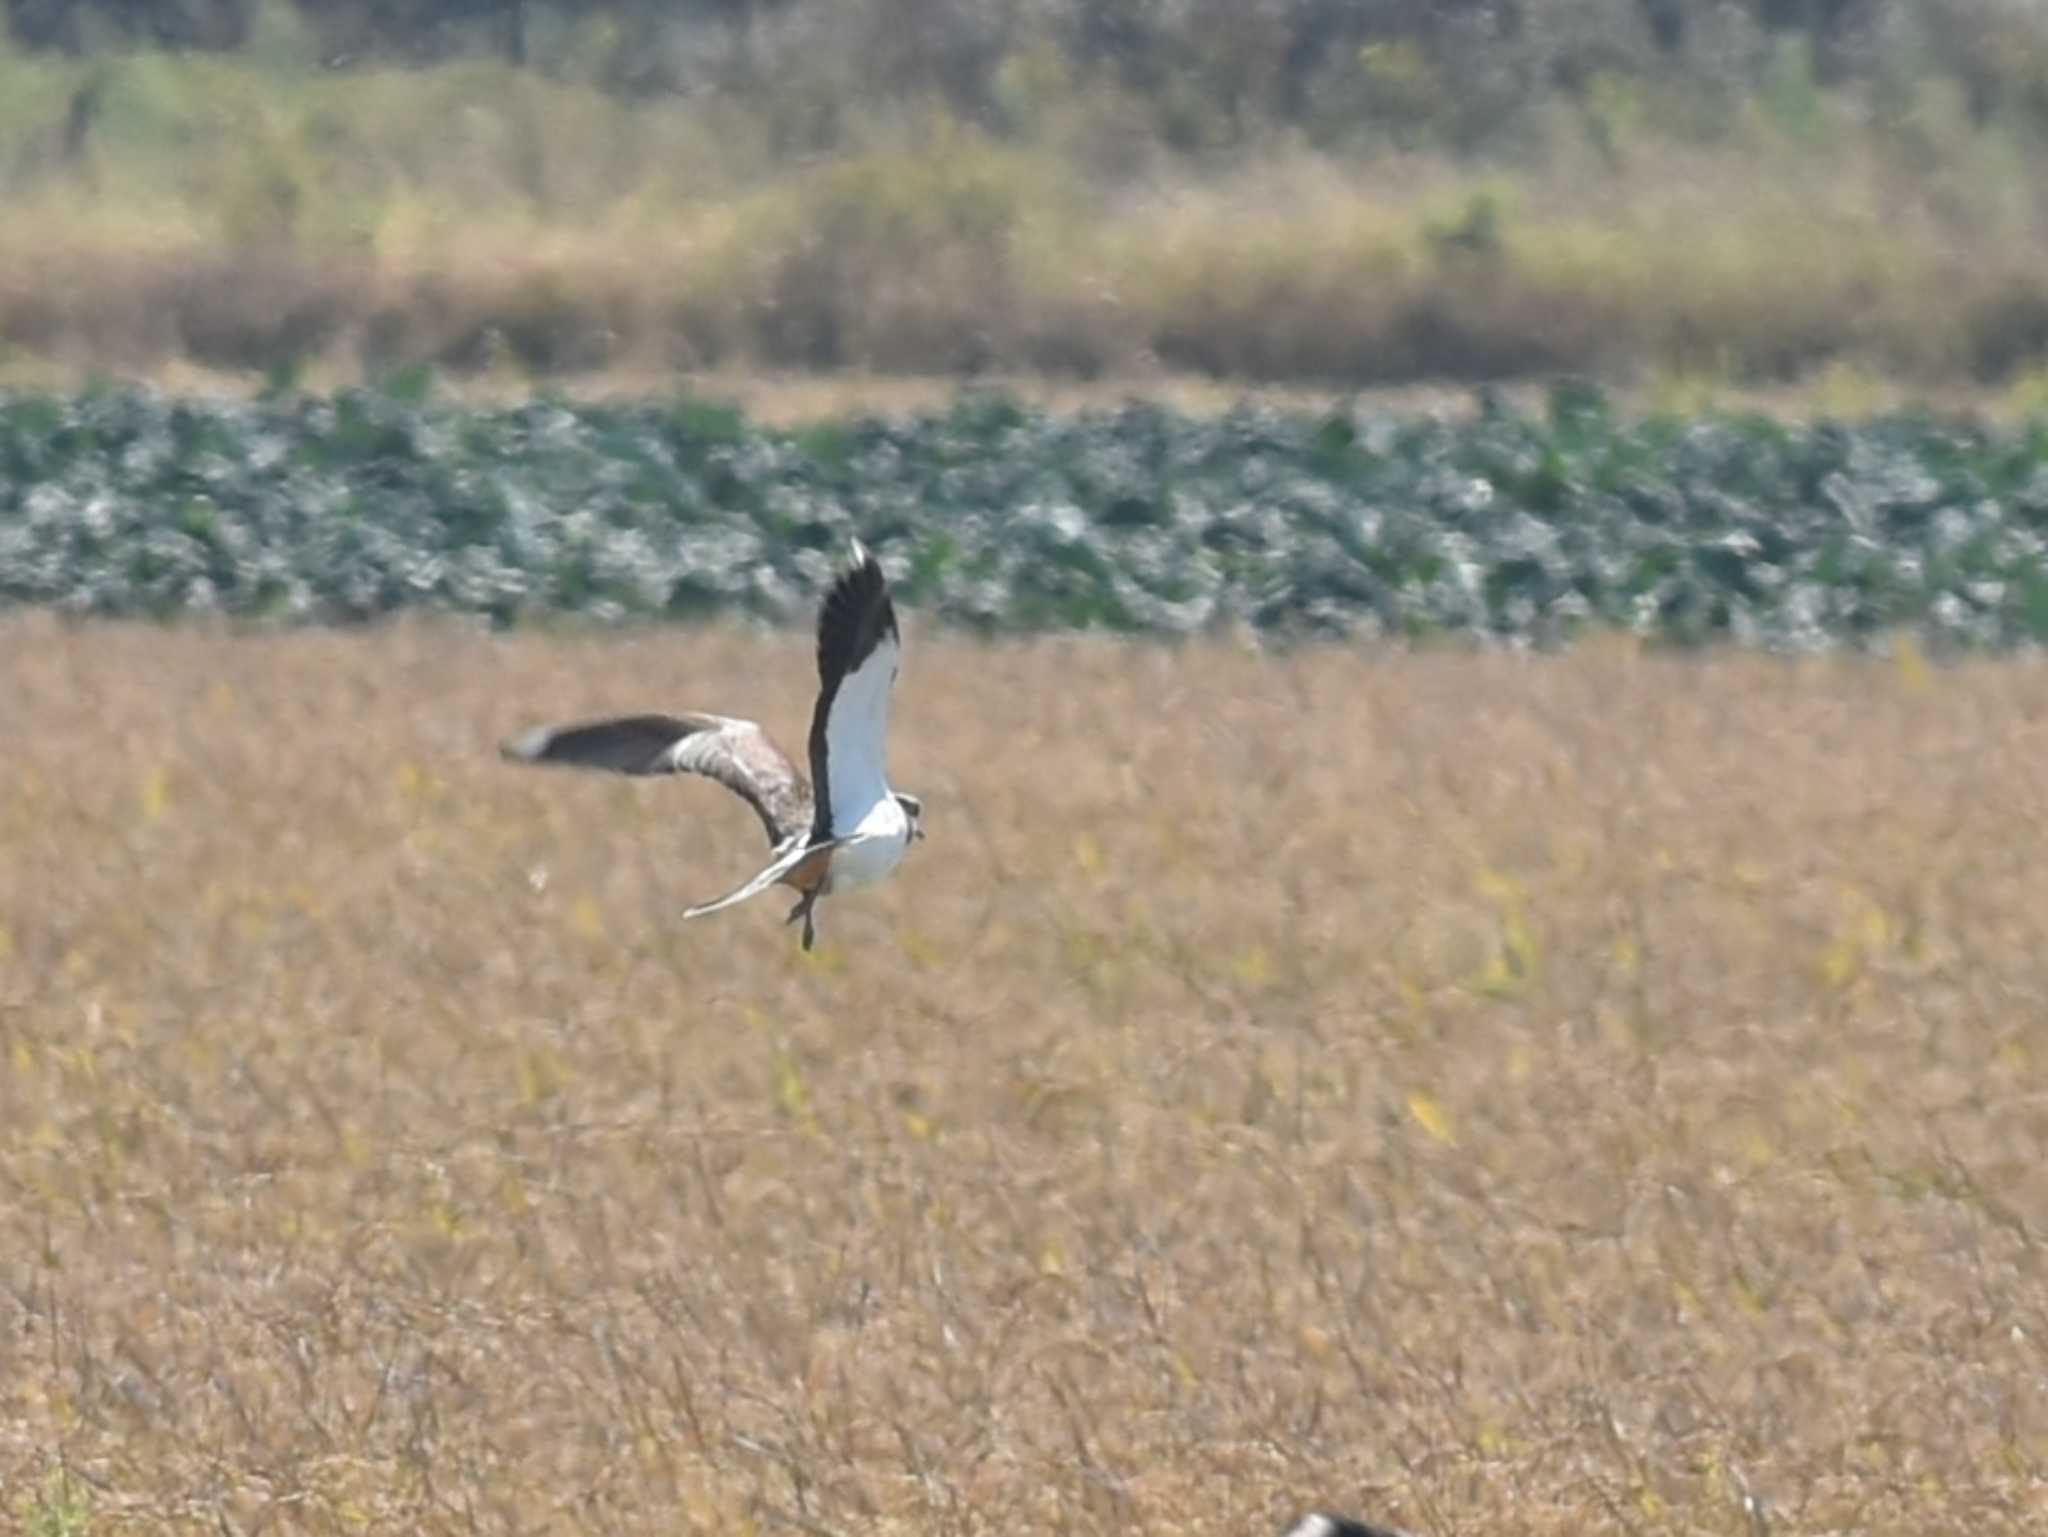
[3,623,2048,1534]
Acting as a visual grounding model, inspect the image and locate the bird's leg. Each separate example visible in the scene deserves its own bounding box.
[786,888,820,951]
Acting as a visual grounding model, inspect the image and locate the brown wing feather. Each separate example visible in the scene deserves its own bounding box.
[501,711,813,846]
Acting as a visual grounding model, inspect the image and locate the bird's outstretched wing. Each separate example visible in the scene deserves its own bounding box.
[806,540,900,844]
[500,711,813,847]
[1280,1515,1412,1537]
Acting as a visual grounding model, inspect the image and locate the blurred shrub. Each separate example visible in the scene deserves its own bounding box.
[9,0,2048,154]
[4,0,2048,383]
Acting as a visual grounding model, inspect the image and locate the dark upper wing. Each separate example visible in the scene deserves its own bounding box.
[501,711,813,846]
[1279,1517,1412,1537]
[805,540,900,843]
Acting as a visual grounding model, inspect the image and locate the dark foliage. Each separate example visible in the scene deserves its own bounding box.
[8,0,2044,148]
[4,384,2048,651]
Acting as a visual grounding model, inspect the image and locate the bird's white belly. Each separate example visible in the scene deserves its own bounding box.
[824,798,910,894]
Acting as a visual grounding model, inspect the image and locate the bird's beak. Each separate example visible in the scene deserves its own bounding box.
[913,824,927,841]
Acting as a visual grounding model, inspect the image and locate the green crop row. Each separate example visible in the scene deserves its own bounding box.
[4,383,2048,651]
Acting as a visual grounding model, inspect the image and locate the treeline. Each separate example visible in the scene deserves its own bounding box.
[9,0,2048,149]
[7,1,2047,385]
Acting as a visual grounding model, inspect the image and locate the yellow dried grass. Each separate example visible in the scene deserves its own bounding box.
[4,620,2048,1533]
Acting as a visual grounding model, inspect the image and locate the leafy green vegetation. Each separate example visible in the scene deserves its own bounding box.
[5,383,2048,650]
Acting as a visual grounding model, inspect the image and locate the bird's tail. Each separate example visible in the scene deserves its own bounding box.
[682,837,839,921]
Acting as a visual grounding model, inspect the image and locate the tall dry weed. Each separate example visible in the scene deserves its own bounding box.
[3,621,2047,1532]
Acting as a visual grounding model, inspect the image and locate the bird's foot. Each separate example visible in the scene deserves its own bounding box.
[786,891,819,951]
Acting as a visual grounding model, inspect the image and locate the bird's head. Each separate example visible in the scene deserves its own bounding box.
[894,792,926,843]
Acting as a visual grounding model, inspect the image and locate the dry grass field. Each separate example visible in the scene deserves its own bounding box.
[5,619,2048,1535]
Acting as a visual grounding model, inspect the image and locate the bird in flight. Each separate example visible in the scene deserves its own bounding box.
[501,539,921,951]
[1280,1516,1412,1537]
